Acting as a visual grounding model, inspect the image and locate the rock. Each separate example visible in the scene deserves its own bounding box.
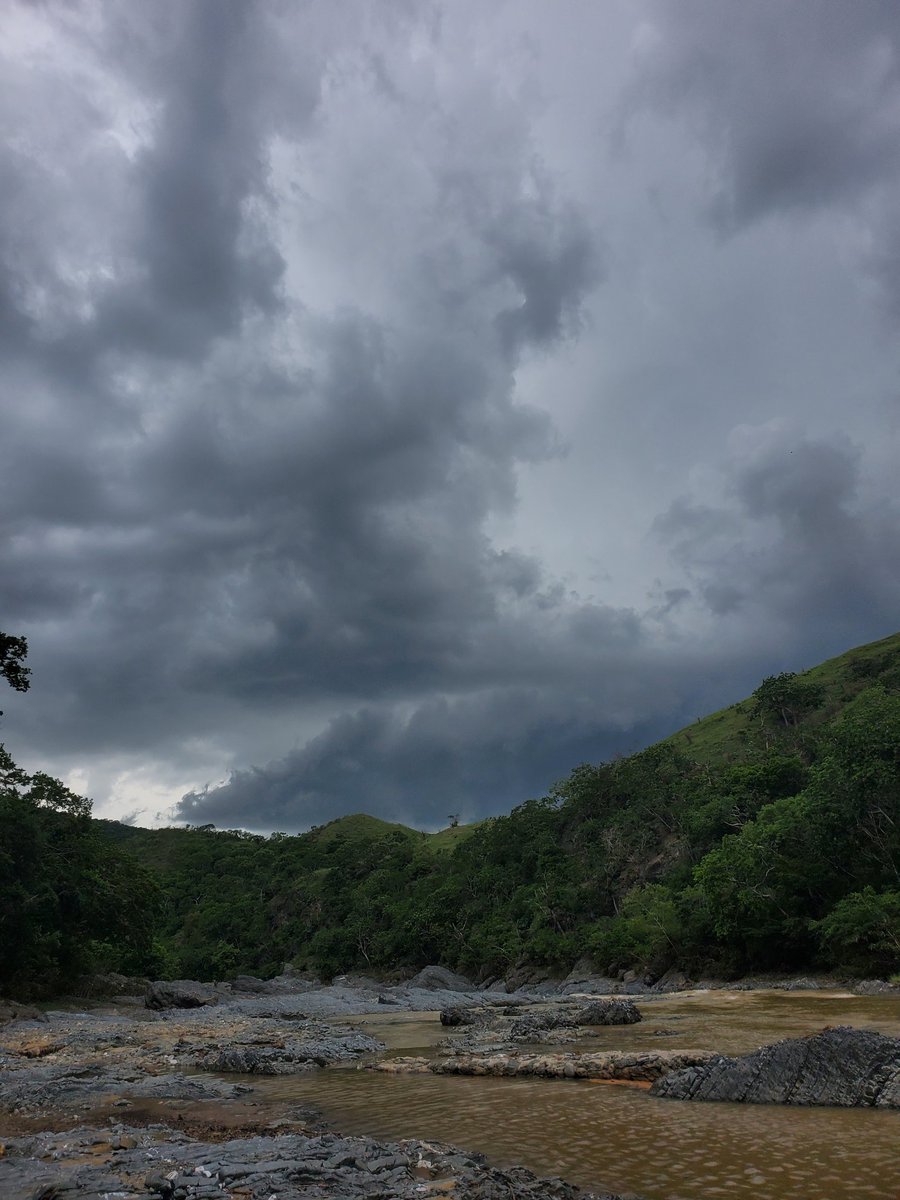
[231,975,279,994]
[73,973,151,999]
[0,1000,48,1026]
[652,968,691,994]
[424,1048,715,1081]
[144,980,219,1010]
[439,1006,480,1026]
[0,1127,633,1200]
[564,957,597,983]
[652,1026,900,1108]
[853,979,900,995]
[192,1024,383,1073]
[506,964,555,992]
[573,999,641,1026]
[406,965,474,992]
[622,970,654,995]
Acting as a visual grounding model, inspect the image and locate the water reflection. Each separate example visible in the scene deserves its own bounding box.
[244,991,900,1200]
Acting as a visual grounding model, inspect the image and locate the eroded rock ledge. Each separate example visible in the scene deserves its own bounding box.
[371,1048,715,1081]
[652,1026,900,1107]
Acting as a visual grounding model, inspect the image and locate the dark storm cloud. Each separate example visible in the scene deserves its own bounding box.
[655,427,900,647]
[179,688,673,834]
[1,0,612,797]
[3,1,899,829]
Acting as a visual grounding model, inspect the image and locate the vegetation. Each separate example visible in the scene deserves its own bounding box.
[2,630,899,996]
[0,634,162,997]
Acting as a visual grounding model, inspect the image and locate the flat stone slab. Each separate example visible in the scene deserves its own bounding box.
[0,1124,633,1199]
[371,1049,715,1081]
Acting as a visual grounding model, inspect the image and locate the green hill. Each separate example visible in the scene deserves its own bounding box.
[10,629,894,993]
[84,629,899,984]
[666,631,900,764]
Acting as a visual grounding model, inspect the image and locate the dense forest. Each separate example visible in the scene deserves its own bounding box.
[2,631,899,998]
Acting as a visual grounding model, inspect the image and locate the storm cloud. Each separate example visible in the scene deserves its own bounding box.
[2,2,900,831]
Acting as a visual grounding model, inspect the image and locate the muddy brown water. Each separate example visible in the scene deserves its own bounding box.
[226,991,900,1200]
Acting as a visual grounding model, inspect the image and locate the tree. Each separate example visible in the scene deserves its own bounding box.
[1,631,30,718]
[813,889,900,975]
[0,635,161,995]
[752,672,824,727]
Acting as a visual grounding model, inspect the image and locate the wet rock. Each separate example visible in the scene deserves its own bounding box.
[652,1026,900,1107]
[373,1049,713,1082]
[406,965,474,992]
[145,981,219,1010]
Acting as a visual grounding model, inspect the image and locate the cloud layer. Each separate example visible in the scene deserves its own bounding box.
[2,1,900,831]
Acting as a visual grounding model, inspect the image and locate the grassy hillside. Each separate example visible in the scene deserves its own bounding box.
[95,631,900,983]
[667,631,900,764]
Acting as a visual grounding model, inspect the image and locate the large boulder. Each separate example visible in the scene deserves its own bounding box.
[144,979,219,1010]
[652,1026,900,1108]
[574,998,641,1025]
[407,965,474,992]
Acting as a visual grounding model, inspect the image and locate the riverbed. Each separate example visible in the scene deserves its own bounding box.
[236,990,900,1200]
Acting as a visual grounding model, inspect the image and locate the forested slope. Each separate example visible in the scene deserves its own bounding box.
[108,633,900,984]
[3,632,899,996]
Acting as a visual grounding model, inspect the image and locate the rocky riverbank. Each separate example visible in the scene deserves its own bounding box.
[3,968,899,1199]
[0,970,649,1199]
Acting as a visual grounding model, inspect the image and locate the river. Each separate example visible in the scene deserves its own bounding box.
[237,989,900,1200]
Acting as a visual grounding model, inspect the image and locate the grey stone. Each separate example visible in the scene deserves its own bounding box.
[653,1026,900,1107]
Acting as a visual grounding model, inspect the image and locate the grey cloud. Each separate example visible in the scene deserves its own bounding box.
[632,0,900,230]
[1,1,612,784]
[657,427,900,644]
[3,2,899,829]
[177,686,680,833]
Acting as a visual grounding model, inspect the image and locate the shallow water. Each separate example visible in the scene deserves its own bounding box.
[242,991,900,1200]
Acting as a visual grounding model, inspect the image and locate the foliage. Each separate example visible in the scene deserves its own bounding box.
[812,889,900,975]
[752,672,825,727]
[0,632,30,695]
[0,632,162,997]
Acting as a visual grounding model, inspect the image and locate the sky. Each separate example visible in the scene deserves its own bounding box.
[2,0,900,833]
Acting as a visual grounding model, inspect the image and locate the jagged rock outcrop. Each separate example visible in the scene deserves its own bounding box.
[652,1026,900,1107]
